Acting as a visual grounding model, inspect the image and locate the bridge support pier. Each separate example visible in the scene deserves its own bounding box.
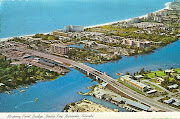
[96,76,99,80]
[87,71,89,76]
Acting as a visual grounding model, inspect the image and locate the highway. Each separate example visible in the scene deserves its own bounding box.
[16,47,180,112]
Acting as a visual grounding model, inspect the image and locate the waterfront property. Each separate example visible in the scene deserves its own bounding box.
[120,75,151,92]
[121,39,151,48]
[50,44,69,55]
[65,25,84,32]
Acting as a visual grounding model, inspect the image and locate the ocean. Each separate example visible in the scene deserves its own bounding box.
[0,0,171,39]
[1,0,179,112]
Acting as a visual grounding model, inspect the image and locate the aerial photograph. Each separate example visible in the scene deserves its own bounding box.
[0,0,180,118]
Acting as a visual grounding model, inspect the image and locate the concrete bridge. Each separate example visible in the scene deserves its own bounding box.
[16,47,180,112]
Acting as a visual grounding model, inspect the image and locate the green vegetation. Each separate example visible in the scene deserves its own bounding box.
[68,48,122,64]
[174,68,180,74]
[87,25,179,45]
[144,82,162,91]
[144,71,166,79]
[33,34,59,40]
[0,56,59,93]
[117,79,144,95]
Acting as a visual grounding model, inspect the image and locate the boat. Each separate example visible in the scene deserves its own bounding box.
[116,73,123,75]
[20,90,26,92]
[35,98,38,102]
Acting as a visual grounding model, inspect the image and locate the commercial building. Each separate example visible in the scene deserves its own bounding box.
[122,39,151,48]
[120,75,151,92]
[50,44,69,55]
[128,18,140,24]
[65,25,84,32]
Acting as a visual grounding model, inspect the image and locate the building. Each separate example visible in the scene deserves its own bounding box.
[50,44,69,55]
[122,39,151,48]
[131,22,163,28]
[164,98,175,104]
[0,83,5,86]
[125,99,150,111]
[172,101,180,107]
[146,90,157,94]
[156,77,164,83]
[154,16,163,23]
[167,84,179,89]
[65,25,84,32]
[164,69,175,75]
[120,75,151,92]
[128,18,140,24]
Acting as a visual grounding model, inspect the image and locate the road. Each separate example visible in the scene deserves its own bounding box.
[3,46,178,112]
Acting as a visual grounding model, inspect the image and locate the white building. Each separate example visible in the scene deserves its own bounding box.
[65,25,84,32]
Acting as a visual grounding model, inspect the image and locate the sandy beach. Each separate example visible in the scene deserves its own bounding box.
[0,2,171,42]
[84,2,171,29]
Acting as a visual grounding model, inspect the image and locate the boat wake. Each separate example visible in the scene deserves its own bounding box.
[15,101,35,109]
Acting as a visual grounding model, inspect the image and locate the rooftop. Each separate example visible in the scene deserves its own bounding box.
[50,44,68,48]
[0,83,5,86]
[126,99,150,111]
[167,84,179,89]
[121,75,150,89]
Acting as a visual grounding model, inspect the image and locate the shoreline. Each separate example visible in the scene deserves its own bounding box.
[85,2,171,29]
[0,2,171,42]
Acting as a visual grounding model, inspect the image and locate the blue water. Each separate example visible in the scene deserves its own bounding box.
[0,0,172,38]
[0,69,98,112]
[69,44,85,49]
[86,40,180,79]
[1,0,179,112]
[0,40,179,112]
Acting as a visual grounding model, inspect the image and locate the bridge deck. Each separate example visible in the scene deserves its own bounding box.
[16,47,180,112]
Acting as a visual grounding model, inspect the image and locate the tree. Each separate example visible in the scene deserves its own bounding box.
[48,36,55,40]
[155,73,157,77]
[133,72,136,76]
[126,72,130,75]
[139,68,145,75]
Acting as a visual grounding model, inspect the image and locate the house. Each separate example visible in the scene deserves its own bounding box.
[176,75,180,80]
[172,101,180,107]
[156,77,164,83]
[0,83,5,86]
[167,84,179,89]
[134,75,144,80]
[146,90,157,94]
[164,69,175,74]
[164,98,175,104]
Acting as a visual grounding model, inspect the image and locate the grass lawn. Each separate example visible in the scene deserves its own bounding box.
[145,71,166,79]
[174,68,180,74]
[169,77,175,82]
[150,79,160,83]
[117,79,144,95]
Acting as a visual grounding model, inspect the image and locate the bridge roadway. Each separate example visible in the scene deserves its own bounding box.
[17,47,179,112]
